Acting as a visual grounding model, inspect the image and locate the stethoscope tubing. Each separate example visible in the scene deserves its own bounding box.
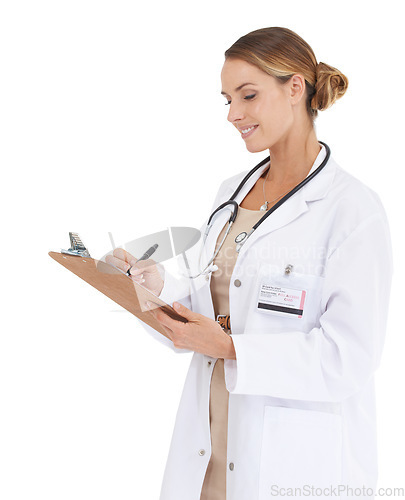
[188,141,331,278]
[247,140,330,231]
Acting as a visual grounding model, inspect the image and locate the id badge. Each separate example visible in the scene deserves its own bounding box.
[257,281,307,319]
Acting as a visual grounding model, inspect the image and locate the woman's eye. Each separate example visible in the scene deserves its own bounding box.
[224,94,256,106]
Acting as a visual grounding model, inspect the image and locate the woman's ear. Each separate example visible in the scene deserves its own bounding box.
[289,74,307,105]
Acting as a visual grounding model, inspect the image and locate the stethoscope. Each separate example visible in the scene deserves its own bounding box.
[186,141,331,279]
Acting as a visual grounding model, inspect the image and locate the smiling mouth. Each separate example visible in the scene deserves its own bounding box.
[240,125,259,139]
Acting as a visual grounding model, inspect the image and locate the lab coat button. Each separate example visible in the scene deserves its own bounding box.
[229,462,234,471]
[199,449,206,456]
[234,279,241,287]
[285,264,294,275]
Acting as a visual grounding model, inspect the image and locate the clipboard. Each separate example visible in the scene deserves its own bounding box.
[48,251,187,340]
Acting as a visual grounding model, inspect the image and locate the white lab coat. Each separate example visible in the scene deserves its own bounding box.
[140,144,393,500]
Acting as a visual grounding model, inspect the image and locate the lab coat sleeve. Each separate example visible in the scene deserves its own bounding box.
[224,211,394,402]
[135,262,194,353]
[134,179,230,353]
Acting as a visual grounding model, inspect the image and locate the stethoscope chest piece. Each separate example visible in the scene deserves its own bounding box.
[235,232,247,244]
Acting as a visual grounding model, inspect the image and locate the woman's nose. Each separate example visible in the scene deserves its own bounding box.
[227,102,245,123]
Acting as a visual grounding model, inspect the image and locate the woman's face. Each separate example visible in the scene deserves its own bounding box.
[220,58,299,153]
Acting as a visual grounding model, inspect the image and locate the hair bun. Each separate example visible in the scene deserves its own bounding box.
[311,61,349,111]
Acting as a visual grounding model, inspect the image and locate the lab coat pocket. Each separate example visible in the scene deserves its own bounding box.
[250,268,325,333]
[258,406,342,499]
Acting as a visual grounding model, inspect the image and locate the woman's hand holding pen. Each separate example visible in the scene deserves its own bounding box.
[105,248,164,297]
[147,301,237,360]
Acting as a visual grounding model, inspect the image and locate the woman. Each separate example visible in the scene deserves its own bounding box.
[107,27,393,500]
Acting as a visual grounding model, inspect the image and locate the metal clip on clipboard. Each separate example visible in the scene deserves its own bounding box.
[61,232,91,258]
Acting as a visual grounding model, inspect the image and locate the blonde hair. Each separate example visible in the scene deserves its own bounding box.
[224,27,349,121]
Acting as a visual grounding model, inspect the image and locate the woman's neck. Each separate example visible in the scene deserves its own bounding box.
[266,130,321,185]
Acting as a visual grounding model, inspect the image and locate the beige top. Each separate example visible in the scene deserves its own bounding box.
[200,206,264,500]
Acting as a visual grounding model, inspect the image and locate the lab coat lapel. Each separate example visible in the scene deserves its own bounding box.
[236,148,337,258]
[205,145,337,261]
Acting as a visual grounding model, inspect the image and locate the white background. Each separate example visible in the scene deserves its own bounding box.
[1,1,404,498]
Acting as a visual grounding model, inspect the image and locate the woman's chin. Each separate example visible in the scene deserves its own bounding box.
[245,142,268,154]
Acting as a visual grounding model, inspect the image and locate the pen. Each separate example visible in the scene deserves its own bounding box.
[126,244,159,276]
